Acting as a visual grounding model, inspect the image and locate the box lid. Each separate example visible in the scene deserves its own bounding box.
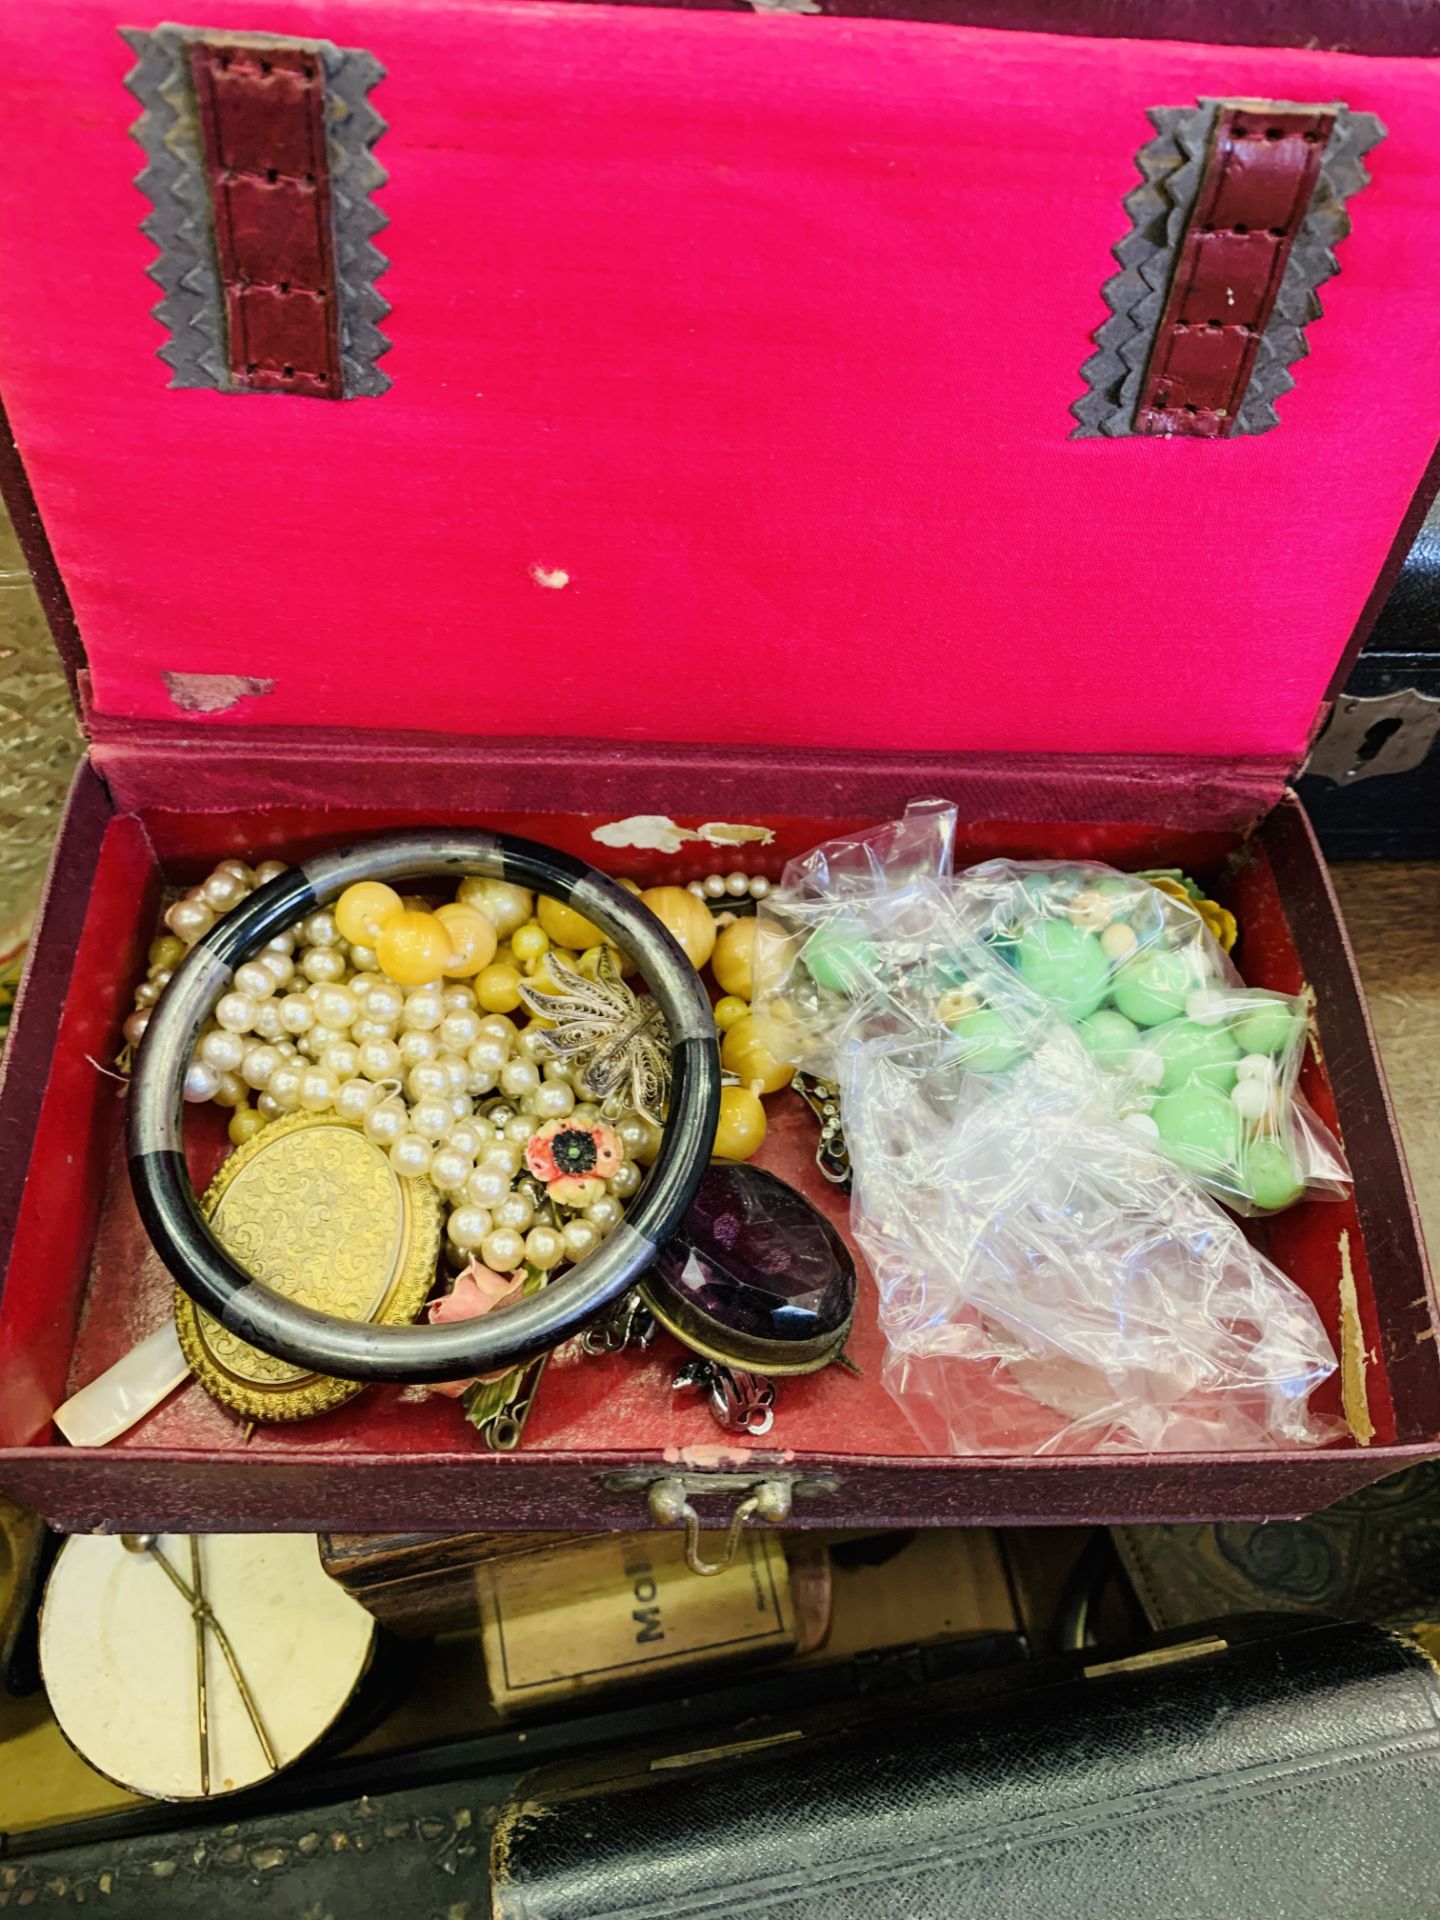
[3,0,1440,767]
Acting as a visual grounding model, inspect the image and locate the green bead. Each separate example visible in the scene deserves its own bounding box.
[1244,1136,1305,1211]
[1110,949,1199,1027]
[1233,998,1305,1057]
[948,1008,1026,1074]
[1153,1085,1242,1176]
[1015,921,1110,1019]
[802,921,878,994]
[1076,1008,1141,1070]
[1150,1018,1242,1094]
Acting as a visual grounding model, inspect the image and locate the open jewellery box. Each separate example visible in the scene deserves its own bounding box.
[0,0,1437,1538]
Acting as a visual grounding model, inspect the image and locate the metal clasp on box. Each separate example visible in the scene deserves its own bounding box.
[599,1471,838,1577]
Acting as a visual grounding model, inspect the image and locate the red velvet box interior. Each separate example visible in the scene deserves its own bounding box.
[0,743,1433,1534]
[2,0,1440,1529]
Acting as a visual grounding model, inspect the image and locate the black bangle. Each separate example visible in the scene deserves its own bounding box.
[128,831,721,1383]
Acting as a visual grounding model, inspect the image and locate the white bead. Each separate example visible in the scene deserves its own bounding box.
[401,988,444,1033]
[1122,1111,1160,1138]
[315,985,360,1031]
[702,874,727,900]
[430,1147,474,1194]
[448,1121,487,1160]
[319,1043,358,1083]
[398,1030,439,1068]
[1100,922,1138,962]
[1066,888,1113,932]
[334,1078,378,1123]
[749,876,770,900]
[505,1114,536,1145]
[278,994,314,1035]
[255,860,288,884]
[529,1081,575,1121]
[251,1001,284,1042]
[610,1160,642,1199]
[482,1227,526,1271]
[348,944,379,973]
[500,1059,540,1100]
[516,1027,551,1064]
[299,1066,338,1112]
[725,871,750,898]
[357,1038,402,1082]
[438,1053,470,1097]
[525,1226,565,1271]
[468,1036,509,1080]
[214,1071,247,1107]
[407,1060,450,1101]
[167,898,214,943]
[390,1134,434,1178]
[1186,988,1228,1027]
[476,1015,517,1045]
[466,1164,511,1208]
[183,1059,221,1103]
[495,1191,536,1233]
[446,1204,493,1251]
[483,1139,525,1178]
[301,910,341,949]
[218,859,254,887]
[233,960,277,1000]
[485,1102,516,1130]
[268,1064,303,1111]
[363,1100,407,1147]
[123,1009,151,1046]
[215,991,258,1034]
[543,1058,572,1083]
[308,1024,345,1055]
[560,1220,599,1261]
[257,1091,284,1120]
[350,1016,396,1046]
[366,982,405,1026]
[452,1093,473,1122]
[586,1194,623,1235]
[1237,1053,1273,1083]
[199,1028,247,1073]
[1231,1080,1270,1121]
[241,1043,282,1090]
[440,1010,482,1054]
[571,1104,601,1128]
[616,1114,650,1157]
[135,980,161,1009]
[301,947,347,984]
[264,928,295,954]
[442,984,477,1011]
[410,1097,453,1142]
[687,881,708,899]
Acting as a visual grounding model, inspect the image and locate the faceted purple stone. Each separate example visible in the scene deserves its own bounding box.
[650,1164,855,1357]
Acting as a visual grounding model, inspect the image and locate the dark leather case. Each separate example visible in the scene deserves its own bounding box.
[491,1617,1440,1920]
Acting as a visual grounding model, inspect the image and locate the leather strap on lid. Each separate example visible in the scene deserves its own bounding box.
[1134,106,1334,439]
[189,40,342,398]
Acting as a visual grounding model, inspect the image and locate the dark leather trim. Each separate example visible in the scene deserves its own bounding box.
[1136,106,1334,438]
[190,40,343,398]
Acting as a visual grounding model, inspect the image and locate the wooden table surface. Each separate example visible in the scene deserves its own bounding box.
[1330,862,1439,1260]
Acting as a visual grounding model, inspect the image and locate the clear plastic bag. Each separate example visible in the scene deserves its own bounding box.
[750,804,1345,1455]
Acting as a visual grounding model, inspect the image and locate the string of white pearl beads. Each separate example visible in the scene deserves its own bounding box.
[686,872,772,903]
